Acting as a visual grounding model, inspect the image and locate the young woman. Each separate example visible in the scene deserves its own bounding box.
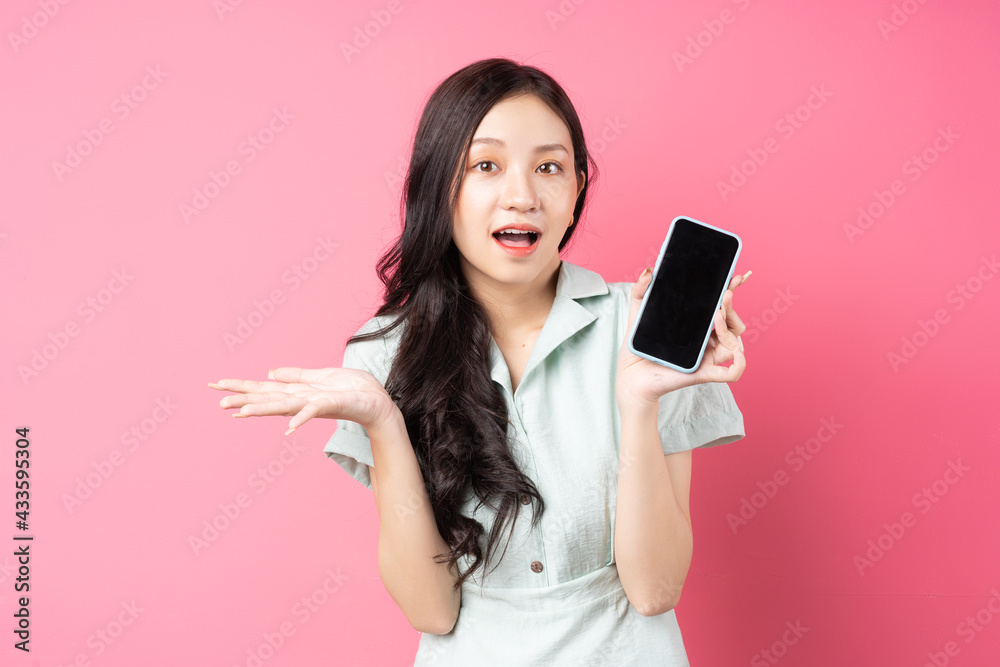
[211,58,749,665]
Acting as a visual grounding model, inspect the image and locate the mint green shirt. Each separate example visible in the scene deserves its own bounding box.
[324,260,745,666]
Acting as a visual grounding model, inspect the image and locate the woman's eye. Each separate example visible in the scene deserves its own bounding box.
[472,161,562,174]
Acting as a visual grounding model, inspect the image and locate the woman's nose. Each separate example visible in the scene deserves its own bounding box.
[499,169,540,211]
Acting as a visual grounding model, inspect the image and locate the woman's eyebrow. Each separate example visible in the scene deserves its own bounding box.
[470,137,569,154]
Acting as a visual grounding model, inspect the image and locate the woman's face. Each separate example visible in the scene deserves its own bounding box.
[452,93,585,295]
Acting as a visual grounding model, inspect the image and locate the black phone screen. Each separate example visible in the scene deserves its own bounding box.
[631,218,740,370]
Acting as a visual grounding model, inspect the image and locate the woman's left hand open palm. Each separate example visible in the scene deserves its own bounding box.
[616,268,750,407]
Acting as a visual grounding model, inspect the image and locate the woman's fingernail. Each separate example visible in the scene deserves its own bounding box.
[233,413,249,418]
[284,426,297,436]
[738,336,744,352]
[267,369,275,380]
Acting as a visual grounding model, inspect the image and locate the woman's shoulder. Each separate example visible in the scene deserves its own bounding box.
[351,312,402,338]
[341,312,404,378]
[602,279,636,304]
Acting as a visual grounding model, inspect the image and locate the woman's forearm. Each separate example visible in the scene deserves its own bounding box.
[614,398,693,616]
[368,412,461,634]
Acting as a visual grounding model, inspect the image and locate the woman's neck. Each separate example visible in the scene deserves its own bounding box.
[466,258,562,344]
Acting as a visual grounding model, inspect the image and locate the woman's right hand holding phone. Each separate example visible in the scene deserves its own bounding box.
[209,367,399,436]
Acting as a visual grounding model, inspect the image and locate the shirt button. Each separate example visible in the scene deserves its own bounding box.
[520,494,531,505]
[530,560,543,573]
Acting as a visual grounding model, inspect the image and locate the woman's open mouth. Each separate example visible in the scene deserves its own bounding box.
[492,229,540,257]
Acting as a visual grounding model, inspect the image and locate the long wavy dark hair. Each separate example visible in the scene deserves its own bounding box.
[347,58,598,590]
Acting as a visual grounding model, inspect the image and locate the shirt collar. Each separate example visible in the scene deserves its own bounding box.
[555,259,609,300]
[489,260,609,397]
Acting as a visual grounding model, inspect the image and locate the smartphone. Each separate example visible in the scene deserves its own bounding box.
[627,216,742,373]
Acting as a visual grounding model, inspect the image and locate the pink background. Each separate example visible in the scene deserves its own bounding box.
[3,0,999,665]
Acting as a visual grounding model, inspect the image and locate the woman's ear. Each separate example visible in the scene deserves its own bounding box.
[576,170,587,198]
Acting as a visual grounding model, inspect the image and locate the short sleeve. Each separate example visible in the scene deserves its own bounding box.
[322,320,392,491]
[657,382,746,455]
